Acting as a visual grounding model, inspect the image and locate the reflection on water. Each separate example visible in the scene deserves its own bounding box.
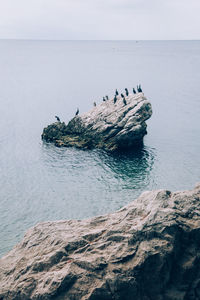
[100,146,155,185]
[37,143,156,230]
[41,143,155,194]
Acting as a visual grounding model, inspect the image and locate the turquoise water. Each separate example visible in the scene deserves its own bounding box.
[0,40,200,257]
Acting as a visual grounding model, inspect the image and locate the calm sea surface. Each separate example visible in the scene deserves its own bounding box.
[0,40,200,257]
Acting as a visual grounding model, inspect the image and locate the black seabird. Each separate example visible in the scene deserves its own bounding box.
[93,102,96,107]
[75,108,79,116]
[106,95,109,100]
[137,85,143,93]
[114,95,117,104]
[103,97,106,102]
[133,88,136,94]
[115,89,119,96]
[138,84,143,92]
[123,98,127,105]
[55,115,60,122]
[125,88,129,96]
[121,93,125,98]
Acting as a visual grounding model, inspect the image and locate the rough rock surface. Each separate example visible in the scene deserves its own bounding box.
[42,93,152,151]
[1,183,200,300]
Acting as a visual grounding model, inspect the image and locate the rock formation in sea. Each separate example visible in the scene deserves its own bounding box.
[42,92,152,151]
[1,183,200,299]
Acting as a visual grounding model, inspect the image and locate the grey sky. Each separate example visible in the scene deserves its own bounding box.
[0,0,199,40]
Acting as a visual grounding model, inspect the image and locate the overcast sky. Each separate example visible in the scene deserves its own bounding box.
[0,0,199,40]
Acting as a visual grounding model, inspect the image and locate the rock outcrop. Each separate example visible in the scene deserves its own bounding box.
[1,183,200,300]
[42,93,152,151]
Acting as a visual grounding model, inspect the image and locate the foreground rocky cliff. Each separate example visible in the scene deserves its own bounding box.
[1,183,200,300]
[42,93,152,151]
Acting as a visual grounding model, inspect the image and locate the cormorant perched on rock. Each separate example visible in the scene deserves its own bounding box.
[137,85,143,93]
[121,93,125,98]
[123,98,127,105]
[138,84,143,92]
[103,97,106,102]
[115,89,119,96]
[114,95,117,104]
[106,95,109,100]
[55,116,60,122]
[125,88,129,96]
[75,108,79,116]
[93,102,96,107]
[133,88,136,94]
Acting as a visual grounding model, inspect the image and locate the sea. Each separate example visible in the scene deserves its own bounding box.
[0,40,199,257]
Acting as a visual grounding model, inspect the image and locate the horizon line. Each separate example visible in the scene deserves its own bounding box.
[0,38,200,42]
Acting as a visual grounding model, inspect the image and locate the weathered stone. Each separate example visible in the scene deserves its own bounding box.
[41,93,152,151]
[1,184,200,299]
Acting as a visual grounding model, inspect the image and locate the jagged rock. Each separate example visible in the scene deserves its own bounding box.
[1,183,200,299]
[42,93,152,151]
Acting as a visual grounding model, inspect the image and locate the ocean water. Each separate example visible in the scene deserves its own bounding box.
[0,40,199,257]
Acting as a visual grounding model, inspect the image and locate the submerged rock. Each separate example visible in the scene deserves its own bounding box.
[42,93,152,151]
[1,183,200,299]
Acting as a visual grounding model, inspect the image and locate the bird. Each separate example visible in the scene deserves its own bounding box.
[103,97,106,101]
[115,89,119,96]
[75,108,79,116]
[138,84,143,92]
[114,95,117,104]
[93,102,96,107]
[106,95,109,100]
[123,98,127,105]
[133,88,136,94]
[121,93,125,98]
[125,88,129,96]
[137,84,143,93]
[55,115,60,122]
